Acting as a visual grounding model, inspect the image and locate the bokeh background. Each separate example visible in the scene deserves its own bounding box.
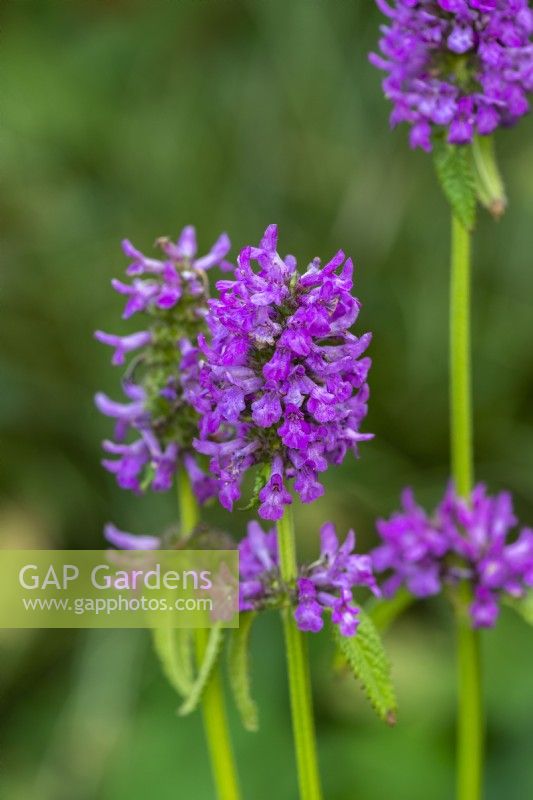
[2,1,533,798]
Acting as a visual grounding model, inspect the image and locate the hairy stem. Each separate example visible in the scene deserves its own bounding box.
[277,506,323,800]
[177,469,241,800]
[450,216,483,800]
[450,215,473,499]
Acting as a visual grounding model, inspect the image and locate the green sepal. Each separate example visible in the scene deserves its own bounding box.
[333,609,397,725]
[433,137,477,231]
[228,612,259,732]
[140,463,156,492]
[238,463,270,511]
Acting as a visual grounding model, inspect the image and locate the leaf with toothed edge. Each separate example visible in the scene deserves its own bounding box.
[433,137,477,231]
[228,612,259,731]
[333,609,397,725]
[178,624,224,716]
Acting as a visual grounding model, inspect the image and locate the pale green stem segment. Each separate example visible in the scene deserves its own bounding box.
[177,468,241,800]
[277,506,323,800]
[450,216,483,800]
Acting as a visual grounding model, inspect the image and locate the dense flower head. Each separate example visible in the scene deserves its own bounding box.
[192,225,373,520]
[370,0,533,150]
[373,483,533,627]
[240,520,380,636]
[95,227,230,499]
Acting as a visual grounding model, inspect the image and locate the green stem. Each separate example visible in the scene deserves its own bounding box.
[455,586,483,800]
[450,215,473,500]
[450,216,483,800]
[277,506,323,800]
[177,469,241,800]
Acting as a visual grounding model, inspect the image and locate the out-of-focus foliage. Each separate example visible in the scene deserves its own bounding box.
[1,1,533,798]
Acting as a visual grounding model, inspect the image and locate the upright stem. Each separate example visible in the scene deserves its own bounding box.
[177,468,199,536]
[449,216,483,800]
[455,585,483,800]
[450,215,473,500]
[177,469,240,800]
[277,506,323,800]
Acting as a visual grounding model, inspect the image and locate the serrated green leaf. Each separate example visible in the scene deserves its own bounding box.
[366,588,413,633]
[228,612,259,732]
[433,139,477,231]
[178,625,224,716]
[333,609,397,725]
[152,627,194,697]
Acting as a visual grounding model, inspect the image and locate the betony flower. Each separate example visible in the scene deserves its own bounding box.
[240,520,380,637]
[95,227,231,499]
[370,0,533,150]
[373,482,533,627]
[192,225,373,520]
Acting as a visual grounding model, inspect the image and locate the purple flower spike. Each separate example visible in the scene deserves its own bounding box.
[374,482,533,628]
[370,0,533,149]
[95,227,232,500]
[192,225,372,518]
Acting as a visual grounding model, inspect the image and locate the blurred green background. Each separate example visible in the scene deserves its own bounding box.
[1,1,533,798]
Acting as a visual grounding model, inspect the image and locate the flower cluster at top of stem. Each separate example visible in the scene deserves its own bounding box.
[239,520,380,636]
[370,0,533,151]
[94,227,230,500]
[373,482,533,627]
[191,225,373,521]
